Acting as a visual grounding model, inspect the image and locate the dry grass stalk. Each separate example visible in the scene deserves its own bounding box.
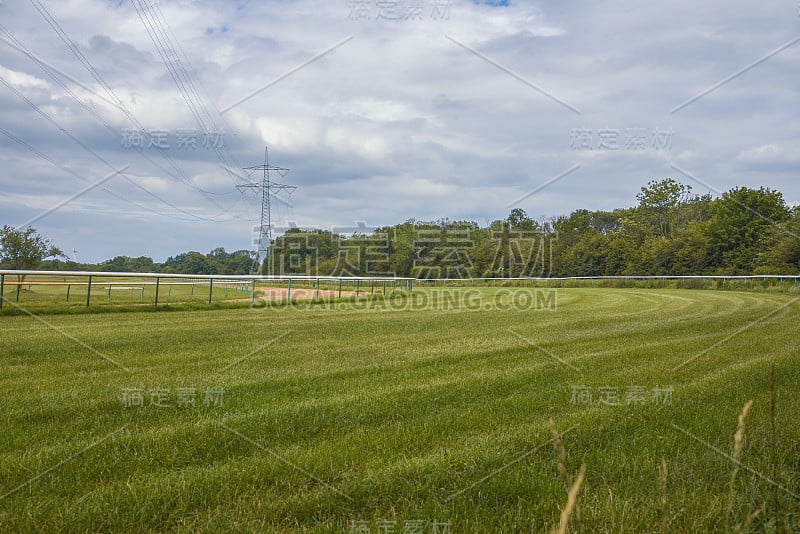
[734,508,761,534]
[728,400,754,524]
[660,458,668,530]
[549,419,572,488]
[770,364,780,529]
[733,401,753,469]
[552,463,586,534]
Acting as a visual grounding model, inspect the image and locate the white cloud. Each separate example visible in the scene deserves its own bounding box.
[736,144,799,165]
[254,115,321,153]
[0,64,49,89]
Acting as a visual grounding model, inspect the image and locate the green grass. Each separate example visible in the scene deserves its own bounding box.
[1,287,798,532]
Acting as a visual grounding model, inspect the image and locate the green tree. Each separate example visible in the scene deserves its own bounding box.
[507,208,536,231]
[635,178,693,238]
[0,225,64,300]
[754,206,800,274]
[671,221,712,274]
[160,251,218,274]
[706,187,789,273]
[99,255,156,273]
[0,225,64,272]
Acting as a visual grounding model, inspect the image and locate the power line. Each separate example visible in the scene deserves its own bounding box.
[130,0,243,186]
[0,125,200,221]
[27,0,228,202]
[146,1,237,164]
[0,71,230,222]
[0,22,236,210]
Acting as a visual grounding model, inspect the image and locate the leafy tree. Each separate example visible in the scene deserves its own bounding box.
[507,208,537,231]
[671,221,713,274]
[754,206,800,274]
[224,250,257,275]
[0,225,64,299]
[636,179,693,238]
[604,234,638,275]
[99,255,156,272]
[160,251,218,275]
[706,187,789,273]
[0,225,64,272]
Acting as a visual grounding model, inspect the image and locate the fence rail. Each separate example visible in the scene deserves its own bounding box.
[0,270,415,311]
[414,275,800,282]
[413,274,800,289]
[1,270,798,312]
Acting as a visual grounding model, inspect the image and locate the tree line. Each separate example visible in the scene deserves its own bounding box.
[266,179,799,277]
[2,179,799,277]
[0,229,255,276]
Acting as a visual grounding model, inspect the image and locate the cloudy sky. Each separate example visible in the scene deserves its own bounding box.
[1,0,798,262]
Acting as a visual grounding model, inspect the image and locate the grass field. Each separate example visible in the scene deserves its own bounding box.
[1,287,798,532]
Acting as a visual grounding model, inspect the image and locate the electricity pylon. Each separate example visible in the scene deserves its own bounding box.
[236,146,296,274]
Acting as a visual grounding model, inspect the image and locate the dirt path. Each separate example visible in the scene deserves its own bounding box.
[228,287,357,302]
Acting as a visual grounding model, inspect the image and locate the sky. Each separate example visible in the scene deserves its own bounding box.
[0,0,798,263]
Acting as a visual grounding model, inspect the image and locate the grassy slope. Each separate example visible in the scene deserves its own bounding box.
[0,288,798,532]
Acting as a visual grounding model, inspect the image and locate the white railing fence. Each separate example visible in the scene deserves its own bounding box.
[1,270,798,311]
[0,270,415,310]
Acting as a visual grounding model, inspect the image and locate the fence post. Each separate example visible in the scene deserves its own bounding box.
[338,279,342,298]
[66,284,71,302]
[86,276,92,307]
[251,279,256,303]
[154,277,160,306]
[316,278,320,299]
[287,278,291,302]
[0,274,4,310]
[208,279,214,304]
